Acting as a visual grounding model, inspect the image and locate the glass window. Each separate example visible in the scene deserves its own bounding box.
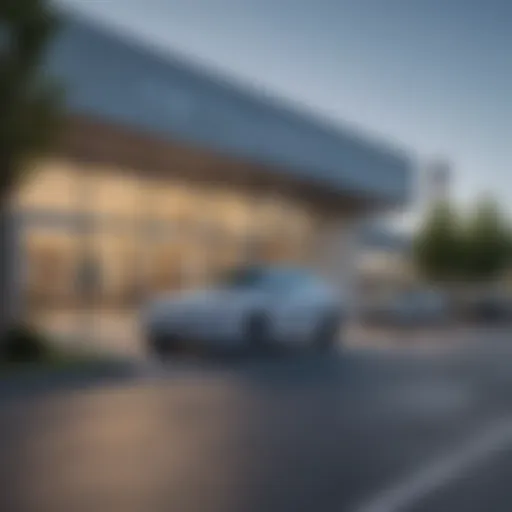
[144,180,200,228]
[88,167,141,222]
[210,188,254,238]
[24,228,82,310]
[91,229,141,307]
[17,159,80,213]
[221,266,312,292]
[20,161,322,312]
[147,240,185,293]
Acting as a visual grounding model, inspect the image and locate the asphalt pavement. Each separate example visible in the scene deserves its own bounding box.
[1,333,512,512]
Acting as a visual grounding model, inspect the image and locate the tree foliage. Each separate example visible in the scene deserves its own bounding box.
[462,197,512,283]
[0,0,65,202]
[413,201,463,282]
[414,198,512,284]
[0,0,64,336]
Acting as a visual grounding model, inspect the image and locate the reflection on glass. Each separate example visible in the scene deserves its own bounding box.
[20,160,319,312]
[92,230,139,307]
[18,159,79,212]
[24,228,81,310]
[211,188,253,238]
[89,167,140,221]
[147,239,185,293]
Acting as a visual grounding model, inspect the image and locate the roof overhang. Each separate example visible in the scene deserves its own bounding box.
[47,10,413,210]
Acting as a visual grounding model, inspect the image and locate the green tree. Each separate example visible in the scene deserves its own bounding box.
[462,197,512,283]
[413,201,463,283]
[1,0,64,335]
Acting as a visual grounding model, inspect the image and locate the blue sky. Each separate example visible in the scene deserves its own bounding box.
[58,0,511,226]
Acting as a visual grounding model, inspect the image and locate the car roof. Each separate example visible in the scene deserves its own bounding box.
[244,265,315,278]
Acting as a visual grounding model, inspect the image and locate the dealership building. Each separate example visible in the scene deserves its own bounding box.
[12,12,411,332]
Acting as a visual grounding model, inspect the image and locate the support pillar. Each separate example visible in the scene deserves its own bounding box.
[311,215,361,320]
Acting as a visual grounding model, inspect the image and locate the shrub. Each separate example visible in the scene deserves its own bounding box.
[1,324,51,364]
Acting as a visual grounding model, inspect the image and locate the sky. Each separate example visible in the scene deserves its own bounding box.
[56,0,511,228]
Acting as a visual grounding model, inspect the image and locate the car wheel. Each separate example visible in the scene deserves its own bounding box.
[313,314,341,352]
[246,313,270,353]
[148,333,177,361]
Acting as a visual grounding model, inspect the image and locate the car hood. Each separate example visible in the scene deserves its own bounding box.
[145,288,264,316]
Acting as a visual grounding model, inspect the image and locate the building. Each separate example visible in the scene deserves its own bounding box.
[358,223,414,306]
[12,11,411,333]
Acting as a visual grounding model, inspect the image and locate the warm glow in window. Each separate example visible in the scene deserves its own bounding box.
[17,159,79,212]
[210,188,253,237]
[24,228,81,306]
[88,168,141,220]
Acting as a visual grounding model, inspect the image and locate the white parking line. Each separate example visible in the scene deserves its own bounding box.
[352,418,512,512]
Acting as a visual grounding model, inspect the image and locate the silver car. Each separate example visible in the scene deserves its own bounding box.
[364,289,450,328]
[142,265,344,358]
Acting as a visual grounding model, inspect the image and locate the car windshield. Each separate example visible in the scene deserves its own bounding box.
[221,266,313,292]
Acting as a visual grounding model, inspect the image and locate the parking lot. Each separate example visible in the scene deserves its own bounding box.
[3,321,512,512]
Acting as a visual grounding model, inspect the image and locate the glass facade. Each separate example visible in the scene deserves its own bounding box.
[17,158,318,315]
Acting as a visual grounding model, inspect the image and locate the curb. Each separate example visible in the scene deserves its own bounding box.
[0,359,138,403]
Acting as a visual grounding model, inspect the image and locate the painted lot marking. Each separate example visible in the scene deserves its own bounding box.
[352,418,512,512]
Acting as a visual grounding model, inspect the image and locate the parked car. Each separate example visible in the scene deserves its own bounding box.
[363,289,450,328]
[141,265,344,358]
[464,294,512,324]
